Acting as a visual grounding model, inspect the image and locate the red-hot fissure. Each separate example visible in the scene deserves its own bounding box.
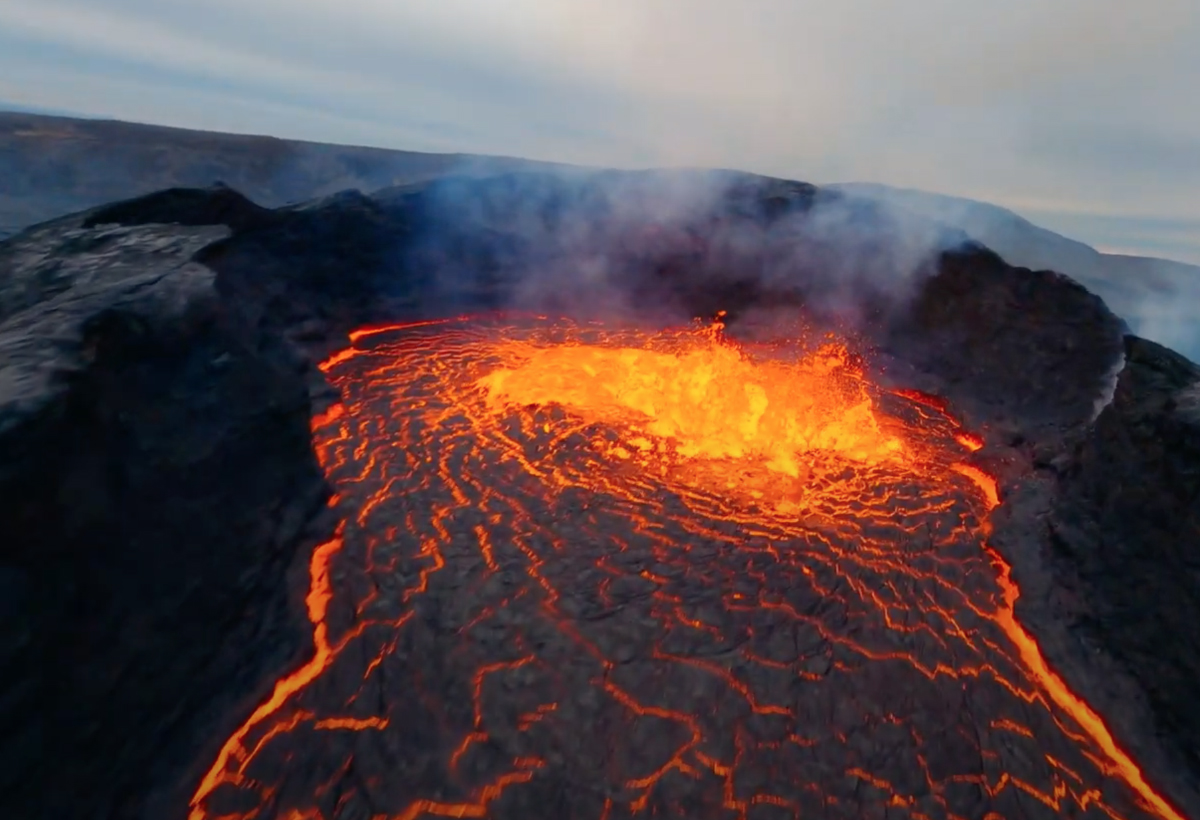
[189,315,1183,820]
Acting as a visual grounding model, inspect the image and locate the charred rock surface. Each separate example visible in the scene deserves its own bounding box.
[0,217,328,819]
[1,175,1198,819]
[1047,337,1200,783]
[82,184,278,234]
[880,245,1127,437]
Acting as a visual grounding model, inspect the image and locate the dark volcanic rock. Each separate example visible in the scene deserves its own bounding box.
[82,184,277,233]
[1048,336,1200,779]
[0,216,328,819]
[881,243,1127,438]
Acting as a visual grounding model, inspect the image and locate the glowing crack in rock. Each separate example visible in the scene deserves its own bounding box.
[189,314,1184,820]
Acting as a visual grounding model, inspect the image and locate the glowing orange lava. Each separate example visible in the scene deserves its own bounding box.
[189,315,1184,820]
[478,325,902,477]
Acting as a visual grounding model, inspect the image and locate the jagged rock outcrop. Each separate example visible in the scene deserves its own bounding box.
[0,215,328,819]
[1048,337,1200,778]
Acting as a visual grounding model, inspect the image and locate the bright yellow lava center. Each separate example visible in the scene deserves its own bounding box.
[477,336,904,476]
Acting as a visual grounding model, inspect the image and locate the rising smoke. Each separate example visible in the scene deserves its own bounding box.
[1119,283,1200,364]
[395,165,973,336]
[831,183,1200,364]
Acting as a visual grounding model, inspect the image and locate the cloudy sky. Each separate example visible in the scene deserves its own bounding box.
[2,0,1198,262]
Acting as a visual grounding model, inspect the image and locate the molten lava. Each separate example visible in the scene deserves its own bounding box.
[189,315,1183,820]
[478,323,901,476]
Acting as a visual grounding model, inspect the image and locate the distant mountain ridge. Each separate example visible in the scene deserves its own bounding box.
[2,110,1197,359]
[0,110,557,239]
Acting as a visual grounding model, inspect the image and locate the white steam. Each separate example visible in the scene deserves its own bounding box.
[1120,282,1200,365]
[405,167,969,327]
[1090,350,1126,421]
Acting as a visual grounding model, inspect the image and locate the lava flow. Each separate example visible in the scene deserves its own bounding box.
[191,314,1183,820]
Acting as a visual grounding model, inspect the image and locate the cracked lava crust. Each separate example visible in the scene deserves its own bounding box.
[188,314,1183,820]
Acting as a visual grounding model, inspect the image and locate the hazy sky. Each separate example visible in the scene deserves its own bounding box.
[2,0,1198,262]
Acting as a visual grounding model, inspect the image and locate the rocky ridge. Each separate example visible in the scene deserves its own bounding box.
[0,209,328,819]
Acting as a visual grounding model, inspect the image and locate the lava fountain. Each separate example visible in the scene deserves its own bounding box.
[189,314,1183,820]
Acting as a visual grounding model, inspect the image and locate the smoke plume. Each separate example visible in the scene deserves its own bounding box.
[393,166,971,335]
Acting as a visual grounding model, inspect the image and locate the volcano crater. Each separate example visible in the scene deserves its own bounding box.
[1,174,1198,820]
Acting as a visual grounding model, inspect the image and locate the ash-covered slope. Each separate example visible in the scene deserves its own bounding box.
[1,173,1197,819]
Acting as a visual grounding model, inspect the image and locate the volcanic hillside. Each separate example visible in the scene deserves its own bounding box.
[0,171,1197,820]
[5,111,1199,365]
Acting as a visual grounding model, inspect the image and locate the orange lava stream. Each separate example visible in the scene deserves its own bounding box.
[950,468,1184,820]
[189,525,344,820]
[188,315,1184,820]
